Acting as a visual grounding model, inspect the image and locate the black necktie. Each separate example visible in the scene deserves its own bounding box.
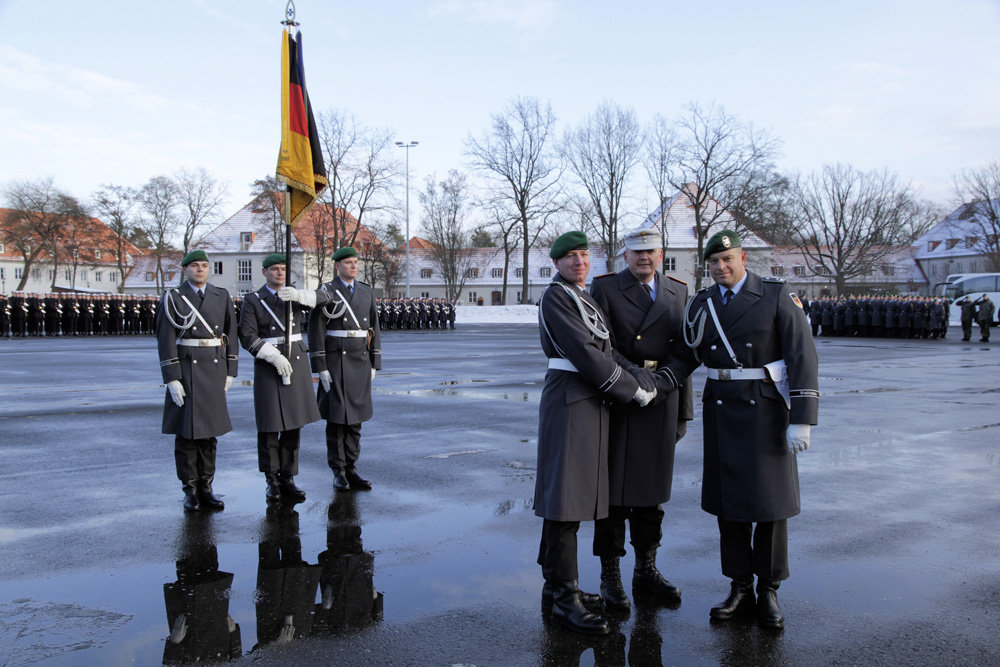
[196,289,204,305]
[643,283,653,301]
[724,289,735,306]
[349,284,354,295]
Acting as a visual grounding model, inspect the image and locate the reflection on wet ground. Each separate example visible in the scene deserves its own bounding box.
[2,327,1000,665]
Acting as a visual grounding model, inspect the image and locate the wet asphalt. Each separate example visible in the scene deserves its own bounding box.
[1,325,999,666]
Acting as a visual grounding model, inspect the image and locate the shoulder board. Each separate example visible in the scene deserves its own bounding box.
[593,272,615,280]
[762,277,786,284]
[696,286,713,294]
[356,280,371,287]
[666,276,687,285]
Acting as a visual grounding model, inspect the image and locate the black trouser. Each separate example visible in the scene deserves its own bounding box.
[980,321,991,341]
[538,519,579,583]
[326,422,361,472]
[718,518,788,583]
[175,436,217,485]
[593,505,663,558]
[257,429,300,476]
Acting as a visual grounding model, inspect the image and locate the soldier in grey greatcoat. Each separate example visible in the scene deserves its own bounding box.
[535,231,653,636]
[239,253,333,503]
[660,230,819,630]
[307,246,382,492]
[157,250,239,512]
[588,228,694,612]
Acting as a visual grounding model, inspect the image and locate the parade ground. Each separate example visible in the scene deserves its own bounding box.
[1,325,999,666]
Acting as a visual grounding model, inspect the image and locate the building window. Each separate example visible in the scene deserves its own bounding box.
[492,268,503,278]
[31,268,41,281]
[240,232,253,250]
[95,249,101,259]
[966,236,979,248]
[702,265,711,278]
[420,291,429,297]
[927,241,940,252]
[468,291,477,302]
[95,271,103,282]
[15,268,23,279]
[145,272,155,282]
[0,268,4,280]
[771,266,785,277]
[663,257,676,272]
[81,270,88,281]
[238,260,252,282]
[64,269,71,281]
[882,265,895,277]
[970,260,979,272]
[0,243,4,252]
[420,269,432,278]
[213,261,223,276]
[110,272,118,283]
[516,291,522,303]
[793,266,806,277]
[539,267,551,278]
[466,268,479,278]
[515,268,524,278]
[48,270,55,281]
[946,238,960,250]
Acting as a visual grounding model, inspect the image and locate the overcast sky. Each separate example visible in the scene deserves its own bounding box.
[1,0,998,231]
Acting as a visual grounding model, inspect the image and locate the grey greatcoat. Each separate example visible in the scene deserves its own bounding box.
[157,282,239,440]
[662,271,819,523]
[534,276,640,523]
[238,286,331,433]
[589,270,694,508]
[307,278,382,425]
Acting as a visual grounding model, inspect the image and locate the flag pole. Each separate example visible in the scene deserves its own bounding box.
[281,2,298,364]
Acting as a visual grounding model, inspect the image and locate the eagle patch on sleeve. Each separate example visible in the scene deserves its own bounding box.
[790,292,804,309]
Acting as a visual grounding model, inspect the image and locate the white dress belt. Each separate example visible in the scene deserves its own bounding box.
[705,367,767,381]
[327,330,366,338]
[547,358,579,373]
[262,334,303,345]
[177,338,222,347]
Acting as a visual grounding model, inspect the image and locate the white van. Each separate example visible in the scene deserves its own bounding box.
[944,273,1000,326]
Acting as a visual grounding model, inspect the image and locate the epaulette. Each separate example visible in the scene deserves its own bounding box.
[666,276,687,285]
[697,285,713,294]
[356,280,371,286]
[762,277,786,284]
[593,272,615,279]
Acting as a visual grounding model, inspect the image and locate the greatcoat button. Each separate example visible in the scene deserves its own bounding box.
[193,360,197,364]
[749,399,755,405]
[636,335,642,340]
[746,343,752,348]
[710,345,717,350]
[716,400,722,405]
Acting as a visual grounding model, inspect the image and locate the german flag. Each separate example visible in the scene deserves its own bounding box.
[277,29,328,226]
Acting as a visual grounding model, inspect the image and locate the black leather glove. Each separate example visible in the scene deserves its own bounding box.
[627,366,657,392]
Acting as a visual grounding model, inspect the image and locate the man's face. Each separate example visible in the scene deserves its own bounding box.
[554,248,590,288]
[625,248,662,282]
[707,249,747,289]
[185,261,209,287]
[337,257,358,282]
[263,264,286,290]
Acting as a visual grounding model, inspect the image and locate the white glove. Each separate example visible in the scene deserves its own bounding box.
[224,376,234,392]
[167,380,185,407]
[321,584,334,610]
[277,286,317,308]
[371,368,376,381]
[257,342,293,377]
[633,386,657,407]
[277,616,295,643]
[168,614,188,644]
[319,370,332,392]
[786,424,811,453]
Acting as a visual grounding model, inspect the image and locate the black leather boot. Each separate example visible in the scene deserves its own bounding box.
[279,474,306,501]
[265,473,281,501]
[197,479,225,510]
[182,483,201,511]
[710,578,756,621]
[542,581,601,608]
[550,580,610,635]
[633,548,681,600]
[756,580,785,629]
[345,469,372,490]
[600,556,631,611]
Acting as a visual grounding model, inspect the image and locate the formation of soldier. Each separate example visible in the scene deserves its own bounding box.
[0,292,160,337]
[374,297,457,331]
[805,295,951,339]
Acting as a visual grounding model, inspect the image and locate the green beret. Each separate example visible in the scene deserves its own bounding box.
[703,230,741,260]
[549,231,589,259]
[332,246,358,262]
[262,253,286,268]
[180,250,208,266]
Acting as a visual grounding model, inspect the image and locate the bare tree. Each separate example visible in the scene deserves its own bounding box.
[59,210,104,291]
[44,193,92,292]
[790,164,938,295]
[175,167,228,255]
[91,184,137,293]
[1,177,81,291]
[419,171,477,300]
[562,101,643,272]
[649,102,781,289]
[952,159,1000,271]
[249,176,286,252]
[137,175,180,291]
[466,97,564,302]
[359,216,404,297]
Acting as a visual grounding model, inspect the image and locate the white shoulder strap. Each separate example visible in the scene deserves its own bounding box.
[255,293,285,332]
[706,297,740,367]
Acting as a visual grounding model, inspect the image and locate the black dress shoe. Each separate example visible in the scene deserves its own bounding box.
[197,481,225,510]
[279,476,306,501]
[333,472,351,491]
[756,582,785,629]
[345,470,372,490]
[265,475,281,501]
[183,487,201,511]
[710,580,756,621]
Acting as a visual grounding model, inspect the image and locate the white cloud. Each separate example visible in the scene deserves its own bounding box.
[427,0,559,40]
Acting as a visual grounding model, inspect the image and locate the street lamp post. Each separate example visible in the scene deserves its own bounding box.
[395,141,418,298]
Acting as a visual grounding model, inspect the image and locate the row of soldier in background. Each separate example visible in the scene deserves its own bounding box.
[804,295,953,340]
[374,297,457,331]
[0,292,160,337]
